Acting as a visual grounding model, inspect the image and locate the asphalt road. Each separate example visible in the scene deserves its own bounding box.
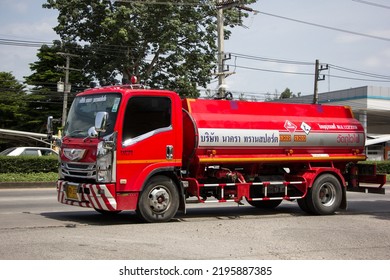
[0,186,389,260]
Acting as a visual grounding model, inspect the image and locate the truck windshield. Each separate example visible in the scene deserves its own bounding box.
[64,93,121,138]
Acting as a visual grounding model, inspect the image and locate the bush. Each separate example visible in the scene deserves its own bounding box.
[0,172,58,182]
[0,156,58,173]
[360,161,390,174]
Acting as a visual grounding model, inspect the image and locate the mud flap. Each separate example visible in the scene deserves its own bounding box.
[340,185,347,210]
[178,181,187,214]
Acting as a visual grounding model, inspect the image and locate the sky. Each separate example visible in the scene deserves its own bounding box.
[0,0,389,99]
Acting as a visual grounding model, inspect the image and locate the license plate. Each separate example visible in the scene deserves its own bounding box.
[66,184,79,200]
[264,185,285,194]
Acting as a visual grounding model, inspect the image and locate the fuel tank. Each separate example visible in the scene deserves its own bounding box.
[181,98,366,166]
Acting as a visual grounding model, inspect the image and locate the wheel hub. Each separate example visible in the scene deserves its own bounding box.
[319,183,336,206]
[148,187,170,212]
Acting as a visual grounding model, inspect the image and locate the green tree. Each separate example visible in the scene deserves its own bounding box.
[279,88,293,99]
[0,72,28,130]
[279,88,301,99]
[43,0,257,97]
[24,40,92,131]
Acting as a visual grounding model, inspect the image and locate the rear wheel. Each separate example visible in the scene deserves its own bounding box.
[136,175,179,223]
[297,197,313,214]
[306,174,342,215]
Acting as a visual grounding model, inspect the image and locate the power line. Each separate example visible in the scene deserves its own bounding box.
[226,63,314,76]
[114,0,212,7]
[228,52,390,82]
[328,64,390,80]
[2,48,389,84]
[258,11,390,42]
[0,38,53,48]
[230,53,314,66]
[326,73,390,83]
[352,0,390,9]
[229,62,390,83]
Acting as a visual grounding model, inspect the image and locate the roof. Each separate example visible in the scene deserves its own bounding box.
[366,135,390,146]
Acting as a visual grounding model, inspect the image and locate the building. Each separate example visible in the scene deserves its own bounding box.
[276,86,390,161]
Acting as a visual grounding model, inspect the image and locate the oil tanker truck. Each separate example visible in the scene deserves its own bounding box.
[47,84,386,222]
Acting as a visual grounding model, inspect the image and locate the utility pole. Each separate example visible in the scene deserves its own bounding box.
[216,6,226,98]
[215,1,257,98]
[313,59,320,104]
[312,59,328,104]
[56,52,80,127]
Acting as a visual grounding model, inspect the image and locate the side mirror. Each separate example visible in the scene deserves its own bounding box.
[47,116,53,134]
[95,112,109,133]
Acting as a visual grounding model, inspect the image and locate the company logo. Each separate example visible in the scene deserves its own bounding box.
[63,148,86,161]
[198,128,280,147]
[337,134,361,145]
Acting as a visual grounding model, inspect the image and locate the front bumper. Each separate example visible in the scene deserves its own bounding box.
[57,180,117,211]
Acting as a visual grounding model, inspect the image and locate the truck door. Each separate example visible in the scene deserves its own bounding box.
[117,94,181,192]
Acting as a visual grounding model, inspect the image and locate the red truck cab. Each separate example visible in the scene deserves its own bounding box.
[50,86,184,222]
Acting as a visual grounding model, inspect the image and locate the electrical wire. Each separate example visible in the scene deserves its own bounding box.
[352,0,390,9]
[258,11,390,42]
[230,52,314,66]
[227,52,390,82]
[325,74,390,83]
[225,63,314,76]
[328,64,390,80]
[114,0,211,6]
[0,38,54,48]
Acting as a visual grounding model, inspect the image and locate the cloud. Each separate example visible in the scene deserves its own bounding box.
[0,9,58,41]
[0,1,59,81]
[0,46,37,81]
[13,2,29,14]
[0,0,27,13]
[0,0,58,40]
[364,48,390,69]
[2,20,57,41]
[335,33,364,44]
[335,28,390,44]
[370,29,390,39]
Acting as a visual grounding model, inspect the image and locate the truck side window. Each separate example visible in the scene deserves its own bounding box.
[122,96,171,143]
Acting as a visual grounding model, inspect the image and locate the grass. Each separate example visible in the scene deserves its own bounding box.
[0,172,58,182]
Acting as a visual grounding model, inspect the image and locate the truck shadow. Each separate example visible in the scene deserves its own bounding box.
[41,210,143,225]
[41,199,390,226]
[340,199,390,221]
[41,203,304,226]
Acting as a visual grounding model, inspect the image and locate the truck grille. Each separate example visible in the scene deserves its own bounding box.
[61,162,96,180]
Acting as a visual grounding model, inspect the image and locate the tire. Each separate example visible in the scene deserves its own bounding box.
[247,199,282,209]
[297,197,313,214]
[306,174,342,215]
[94,208,122,215]
[136,175,179,223]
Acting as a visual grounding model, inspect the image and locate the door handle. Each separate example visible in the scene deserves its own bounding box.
[166,145,173,160]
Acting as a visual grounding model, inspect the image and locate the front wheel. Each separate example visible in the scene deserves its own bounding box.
[136,176,179,223]
[306,174,342,215]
